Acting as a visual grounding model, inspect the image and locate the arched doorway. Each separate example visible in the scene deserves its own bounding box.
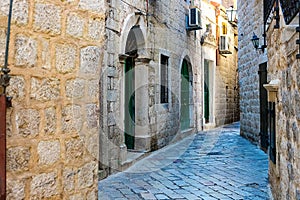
[124,25,144,149]
[180,58,193,130]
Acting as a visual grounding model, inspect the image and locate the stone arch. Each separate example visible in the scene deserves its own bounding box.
[120,13,149,151]
[179,54,195,130]
[120,13,147,55]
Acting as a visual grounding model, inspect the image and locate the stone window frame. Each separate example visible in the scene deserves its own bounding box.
[158,50,171,107]
[160,54,169,104]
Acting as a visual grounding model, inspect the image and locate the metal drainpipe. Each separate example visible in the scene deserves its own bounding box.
[1,0,13,199]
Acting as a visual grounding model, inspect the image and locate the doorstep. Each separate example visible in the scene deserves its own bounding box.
[120,150,150,171]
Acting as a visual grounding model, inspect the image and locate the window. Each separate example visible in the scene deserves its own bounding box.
[160,55,169,104]
[222,22,227,35]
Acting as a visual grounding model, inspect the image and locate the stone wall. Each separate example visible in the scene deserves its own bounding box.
[237,0,265,144]
[0,0,105,198]
[100,0,204,177]
[100,0,240,179]
[201,2,239,128]
[266,9,300,200]
[238,0,300,198]
[215,7,239,127]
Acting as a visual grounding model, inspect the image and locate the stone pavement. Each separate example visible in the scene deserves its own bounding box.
[98,122,271,200]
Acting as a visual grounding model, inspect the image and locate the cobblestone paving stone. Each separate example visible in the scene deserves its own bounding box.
[99,122,271,200]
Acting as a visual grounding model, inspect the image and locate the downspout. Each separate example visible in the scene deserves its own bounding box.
[0,0,13,199]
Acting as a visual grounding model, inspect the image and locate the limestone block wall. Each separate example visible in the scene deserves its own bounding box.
[215,9,239,127]
[237,0,263,144]
[0,0,105,198]
[148,0,203,147]
[101,0,203,177]
[266,10,300,200]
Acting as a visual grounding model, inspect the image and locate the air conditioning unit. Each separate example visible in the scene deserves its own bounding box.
[189,7,201,27]
[219,35,231,53]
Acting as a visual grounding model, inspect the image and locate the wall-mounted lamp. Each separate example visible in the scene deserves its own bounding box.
[251,32,266,53]
[226,6,237,22]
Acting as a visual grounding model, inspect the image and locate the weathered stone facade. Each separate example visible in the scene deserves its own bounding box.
[100,0,239,178]
[237,0,266,144]
[1,0,240,196]
[201,1,239,128]
[0,0,105,198]
[267,11,300,200]
[238,0,300,199]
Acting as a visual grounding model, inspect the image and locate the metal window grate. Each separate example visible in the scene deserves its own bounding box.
[280,0,300,25]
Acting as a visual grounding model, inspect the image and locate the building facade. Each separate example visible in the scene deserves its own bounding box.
[0,0,239,198]
[0,0,105,199]
[100,0,239,178]
[238,0,300,199]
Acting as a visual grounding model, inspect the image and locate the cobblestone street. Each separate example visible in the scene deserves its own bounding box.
[98,122,270,200]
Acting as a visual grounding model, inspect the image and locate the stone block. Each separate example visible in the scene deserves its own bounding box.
[33,4,61,35]
[107,90,117,101]
[7,146,30,172]
[30,172,58,198]
[63,168,76,192]
[30,77,60,101]
[7,179,26,200]
[62,105,82,133]
[37,140,60,165]
[44,107,56,134]
[0,28,5,67]
[77,162,97,189]
[0,0,29,25]
[66,78,85,99]
[85,131,99,159]
[65,138,84,161]
[79,0,104,12]
[41,39,51,70]
[66,13,85,38]
[55,44,76,73]
[16,109,40,137]
[86,104,98,129]
[15,35,37,67]
[135,136,151,152]
[7,76,25,101]
[87,189,97,200]
[107,112,116,126]
[69,194,84,200]
[80,46,101,74]
[88,18,105,40]
[87,79,99,99]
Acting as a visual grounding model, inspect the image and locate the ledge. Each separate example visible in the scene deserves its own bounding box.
[263,79,280,102]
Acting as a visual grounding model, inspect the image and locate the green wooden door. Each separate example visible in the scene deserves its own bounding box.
[124,57,135,149]
[204,60,209,123]
[181,60,190,130]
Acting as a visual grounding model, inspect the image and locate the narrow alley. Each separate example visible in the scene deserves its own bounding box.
[98,122,270,200]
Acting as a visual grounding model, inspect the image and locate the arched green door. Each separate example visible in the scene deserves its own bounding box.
[124,57,135,149]
[181,60,190,130]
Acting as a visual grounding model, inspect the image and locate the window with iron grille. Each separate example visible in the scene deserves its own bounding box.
[160,55,169,104]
